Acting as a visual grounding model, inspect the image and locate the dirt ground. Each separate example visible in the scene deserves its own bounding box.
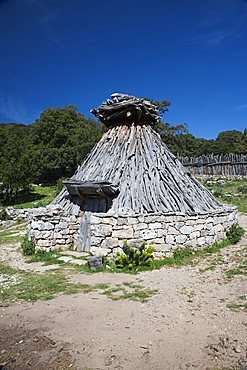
[0,217,246,370]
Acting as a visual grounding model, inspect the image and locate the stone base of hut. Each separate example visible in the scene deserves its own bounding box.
[28,204,237,258]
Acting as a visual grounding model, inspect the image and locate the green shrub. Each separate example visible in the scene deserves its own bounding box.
[115,241,155,270]
[21,234,36,255]
[0,207,8,221]
[55,178,65,195]
[226,224,245,245]
[212,189,224,198]
[237,185,247,194]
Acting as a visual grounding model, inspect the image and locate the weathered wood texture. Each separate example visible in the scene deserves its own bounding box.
[91,93,160,127]
[179,154,247,177]
[77,211,91,251]
[53,124,220,215]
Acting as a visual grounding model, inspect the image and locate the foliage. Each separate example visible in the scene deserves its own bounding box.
[115,241,155,270]
[237,185,247,194]
[226,224,245,245]
[1,102,247,207]
[150,99,171,115]
[56,177,65,195]
[28,106,105,184]
[0,106,105,204]
[203,178,247,214]
[21,235,35,256]
[0,207,8,221]
[26,249,62,265]
[0,123,32,204]
[9,185,57,209]
[161,129,247,157]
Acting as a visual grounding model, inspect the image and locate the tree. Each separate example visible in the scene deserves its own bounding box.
[215,130,245,154]
[29,105,105,183]
[0,124,32,203]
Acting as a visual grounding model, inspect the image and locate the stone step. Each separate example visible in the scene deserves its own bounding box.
[61,250,89,258]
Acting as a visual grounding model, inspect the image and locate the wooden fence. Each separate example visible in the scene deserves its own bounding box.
[178,154,247,177]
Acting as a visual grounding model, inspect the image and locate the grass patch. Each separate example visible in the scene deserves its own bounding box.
[0,262,19,275]
[102,284,158,302]
[227,295,247,312]
[0,268,83,303]
[26,250,64,265]
[202,178,247,214]
[225,265,247,279]
[11,185,57,209]
[0,262,157,304]
[227,302,247,312]
[0,350,17,364]
[0,228,25,244]
[0,222,27,244]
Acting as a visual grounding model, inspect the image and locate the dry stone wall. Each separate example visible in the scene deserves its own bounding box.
[90,206,237,258]
[28,205,238,257]
[5,207,37,220]
[28,206,81,250]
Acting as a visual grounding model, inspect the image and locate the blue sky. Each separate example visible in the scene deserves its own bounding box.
[0,0,246,138]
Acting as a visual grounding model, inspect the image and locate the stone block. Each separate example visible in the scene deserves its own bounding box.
[148,237,165,244]
[90,247,110,257]
[69,259,87,266]
[117,218,128,226]
[31,221,40,230]
[128,217,138,225]
[157,229,167,237]
[228,212,237,222]
[140,230,157,240]
[167,226,179,235]
[60,221,68,228]
[189,231,200,240]
[101,237,119,249]
[91,236,102,246]
[180,225,193,235]
[184,239,197,248]
[175,235,187,244]
[92,224,112,237]
[42,231,53,239]
[201,229,215,237]
[54,232,63,239]
[153,251,166,259]
[214,224,224,233]
[112,228,134,238]
[194,224,204,231]
[197,237,206,246]
[215,232,225,242]
[166,234,175,244]
[133,223,148,231]
[206,217,214,224]
[138,215,145,223]
[206,236,215,244]
[205,223,213,231]
[55,239,66,245]
[88,255,103,269]
[37,239,51,247]
[61,229,70,235]
[98,217,117,226]
[149,222,162,230]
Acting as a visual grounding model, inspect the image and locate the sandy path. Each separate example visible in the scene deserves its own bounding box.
[0,217,246,369]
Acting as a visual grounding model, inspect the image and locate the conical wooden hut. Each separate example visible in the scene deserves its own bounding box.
[29,94,237,256]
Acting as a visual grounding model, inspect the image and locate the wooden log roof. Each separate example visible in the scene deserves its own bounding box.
[54,124,221,215]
